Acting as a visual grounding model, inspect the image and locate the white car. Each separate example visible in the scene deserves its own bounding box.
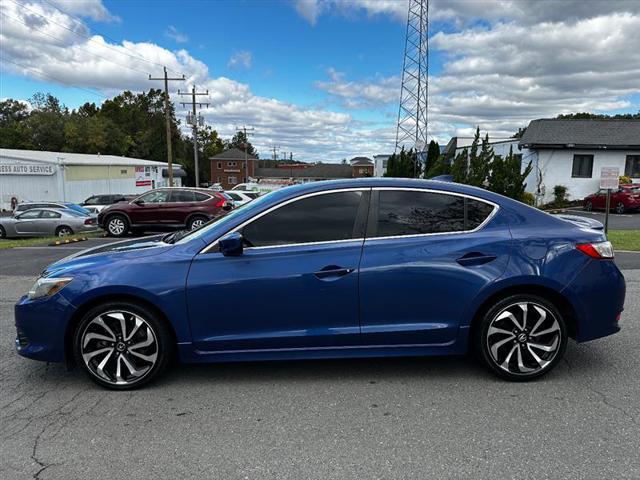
[224,190,260,207]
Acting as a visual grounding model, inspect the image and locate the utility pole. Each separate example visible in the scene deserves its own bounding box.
[149,67,185,186]
[271,145,280,161]
[235,126,255,183]
[179,85,209,187]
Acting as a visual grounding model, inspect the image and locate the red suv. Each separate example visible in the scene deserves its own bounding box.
[98,188,232,236]
[583,184,640,214]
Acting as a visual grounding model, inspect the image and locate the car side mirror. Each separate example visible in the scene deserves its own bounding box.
[133,199,145,206]
[219,232,243,256]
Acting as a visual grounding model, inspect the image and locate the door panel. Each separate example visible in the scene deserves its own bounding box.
[186,241,363,351]
[359,229,511,345]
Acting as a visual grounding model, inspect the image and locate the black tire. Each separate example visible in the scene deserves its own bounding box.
[474,294,568,381]
[584,201,593,211]
[0,225,6,239]
[615,202,625,214]
[55,225,74,237]
[73,301,174,390]
[187,215,208,231]
[105,214,129,237]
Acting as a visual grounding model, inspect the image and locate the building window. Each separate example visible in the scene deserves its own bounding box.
[625,155,640,177]
[120,169,127,175]
[217,162,222,169]
[572,155,594,178]
[216,176,221,183]
[228,176,238,184]
[228,162,237,167]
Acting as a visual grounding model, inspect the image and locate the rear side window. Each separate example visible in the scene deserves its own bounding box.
[170,190,196,202]
[193,192,209,202]
[241,191,365,247]
[373,190,494,237]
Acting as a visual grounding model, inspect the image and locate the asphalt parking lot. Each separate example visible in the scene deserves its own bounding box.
[554,208,640,230]
[1,241,639,479]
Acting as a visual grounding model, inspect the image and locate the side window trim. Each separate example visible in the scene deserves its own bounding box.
[199,188,371,254]
[366,187,499,241]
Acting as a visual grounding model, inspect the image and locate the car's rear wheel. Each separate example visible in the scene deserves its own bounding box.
[55,226,73,237]
[0,225,6,239]
[73,301,174,390]
[476,294,567,381]
[615,202,625,214]
[584,201,593,211]
[187,215,208,230]
[105,214,129,237]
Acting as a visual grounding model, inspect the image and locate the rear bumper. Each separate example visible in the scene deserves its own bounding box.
[563,260,626,342]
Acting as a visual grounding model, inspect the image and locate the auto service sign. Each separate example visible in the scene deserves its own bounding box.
[600,167,620,190]
[0,164,56,175]
[135,166,152,187]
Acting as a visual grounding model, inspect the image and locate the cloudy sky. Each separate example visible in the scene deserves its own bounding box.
[1,0,639,162]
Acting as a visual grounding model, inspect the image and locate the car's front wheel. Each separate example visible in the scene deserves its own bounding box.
[476,294,567,381]
[105,214,129,237]
[584,201,593,211]
[55,226,73,237]
[187,215,208,230]
[73,301,174,389]
[0,225,6,239]
[615,202,625,214]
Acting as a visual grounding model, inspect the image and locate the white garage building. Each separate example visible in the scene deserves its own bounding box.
[0,149,184,211]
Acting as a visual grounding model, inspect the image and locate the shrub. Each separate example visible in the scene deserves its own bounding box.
[553,185,569,206]
[521,191,535,206]
[619,175,632,184]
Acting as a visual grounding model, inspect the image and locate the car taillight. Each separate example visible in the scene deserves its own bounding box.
[84,218,95,225]
[576,241,614,259]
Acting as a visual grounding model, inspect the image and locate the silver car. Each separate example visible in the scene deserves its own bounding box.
[0,208,98,239]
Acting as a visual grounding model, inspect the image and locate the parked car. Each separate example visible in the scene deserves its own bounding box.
[81,194,131,214]
[583,184,640,213]
[0,208,97,238]
[224,190,259,207]
[15,201,92,217]
[15,179,625,389]
[97,187,232,237]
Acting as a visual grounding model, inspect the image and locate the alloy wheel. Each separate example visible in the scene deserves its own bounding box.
[108,217,125,236]
[585,201,592,211]
[80,310,158,386]
[616,202,625,214]
[58,227,72,237]
[190,218,206,230]
[486,302,561,376]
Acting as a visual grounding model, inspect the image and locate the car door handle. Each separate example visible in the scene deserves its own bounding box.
[456,253,497,266]
[314,266,354,280]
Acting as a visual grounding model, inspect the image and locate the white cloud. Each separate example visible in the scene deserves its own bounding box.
[47,0,120,22]
[227,50,252,70]
[164,25,188,44]
[316,68,399,109]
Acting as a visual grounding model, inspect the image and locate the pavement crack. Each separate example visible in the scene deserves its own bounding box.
[564,357,638,426]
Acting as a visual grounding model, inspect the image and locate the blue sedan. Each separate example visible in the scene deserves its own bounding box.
[14,179,626,389]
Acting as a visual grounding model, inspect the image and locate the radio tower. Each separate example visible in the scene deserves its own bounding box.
[395,0,429,175]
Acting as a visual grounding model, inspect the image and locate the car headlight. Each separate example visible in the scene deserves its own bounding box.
[27,277,73,300]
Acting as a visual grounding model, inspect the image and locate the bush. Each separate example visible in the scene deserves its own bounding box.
[521,191,535,206]
[553,185,568,206]
[619,175,632,184]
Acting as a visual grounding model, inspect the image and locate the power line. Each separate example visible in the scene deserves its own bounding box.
[178,85,209,187]
[0,56,106,99]
[149,67,185,186]
[6,0,186,78]
[1,11,152,77]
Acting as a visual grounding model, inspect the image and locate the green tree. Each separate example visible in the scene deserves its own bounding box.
[425,140,440,174]
[384,148,418,178]
[0,99,30,149]
[487,146,532,201]
[226,130,258,157]
[467,128,492,187]
[451,148,468,184]
[425,154,451,178]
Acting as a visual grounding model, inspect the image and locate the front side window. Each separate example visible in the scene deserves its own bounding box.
[84,196,100,205]
[625,155,640,177]
[18,210,42,219]
[373,190,494,237]
[572,155,594,178]
[139,190,170,203]
[241,191,364,247]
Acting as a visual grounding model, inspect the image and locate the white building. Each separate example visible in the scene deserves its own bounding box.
[0,149,184,210]
[449,119,640,204]
[373,154,392,177]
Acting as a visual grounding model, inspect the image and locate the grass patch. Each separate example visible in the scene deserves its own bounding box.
[608,230,640,252]
[0,231,104,250]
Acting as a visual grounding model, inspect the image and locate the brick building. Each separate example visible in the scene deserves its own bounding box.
[350,157,374,177]
[210,148,257,189]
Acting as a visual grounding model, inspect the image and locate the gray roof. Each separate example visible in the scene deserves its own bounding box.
[350,156,373,166]
[255,164,352,179]
[210,148,258,161]
[519,119,640,149]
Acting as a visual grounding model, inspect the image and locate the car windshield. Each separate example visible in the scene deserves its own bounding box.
[174,189,279,244]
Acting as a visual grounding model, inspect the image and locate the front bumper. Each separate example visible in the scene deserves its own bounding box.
[14,293,76,363]
[563,259,626,342]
